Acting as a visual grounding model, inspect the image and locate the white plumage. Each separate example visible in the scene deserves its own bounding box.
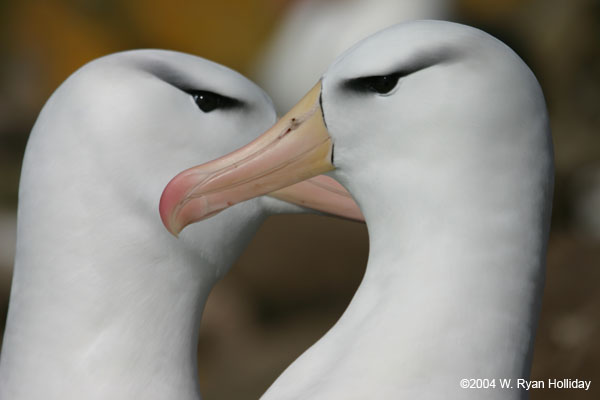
[263,21,554,399]
[163,20,553,399]
[0,50,317,399]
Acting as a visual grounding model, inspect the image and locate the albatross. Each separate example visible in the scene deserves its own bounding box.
[0,49,362,399]
[161,21,554,399]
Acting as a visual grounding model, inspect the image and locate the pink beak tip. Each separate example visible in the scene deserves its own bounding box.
[159,176,186,238]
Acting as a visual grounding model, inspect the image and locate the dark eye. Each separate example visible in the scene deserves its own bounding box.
[187,90,241,113]
[344,72,403,94]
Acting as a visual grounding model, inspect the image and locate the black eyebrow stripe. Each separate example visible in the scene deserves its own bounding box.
[138,59,193,91]
[343,71,404,93]
[342,47,459,92]
[135,58,246,109]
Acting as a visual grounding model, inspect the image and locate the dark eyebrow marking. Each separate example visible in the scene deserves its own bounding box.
[342,46,459,93]
[135,57,246,109]
[137,59,192,90]
[343,72,404,94]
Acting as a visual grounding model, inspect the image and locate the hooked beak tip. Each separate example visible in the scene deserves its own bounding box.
[159,186,183,238]
[167,221,182,238]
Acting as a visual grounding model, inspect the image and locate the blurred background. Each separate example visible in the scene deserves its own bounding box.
[0,0,598,398]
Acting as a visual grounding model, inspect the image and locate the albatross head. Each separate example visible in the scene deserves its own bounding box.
[19,49,361,275]
[5,49,363,399]
[154,22,554,396]
[159,20,553,234]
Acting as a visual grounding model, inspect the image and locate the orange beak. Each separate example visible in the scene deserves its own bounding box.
[159,81,357,236]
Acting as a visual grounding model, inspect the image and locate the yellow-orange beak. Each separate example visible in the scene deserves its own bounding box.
[159,81,356,236]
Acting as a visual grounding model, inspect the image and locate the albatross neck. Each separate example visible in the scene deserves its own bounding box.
[263,160,551,399]
[0,196,264,400]
[361,180,547,370]
[346,167,549,396]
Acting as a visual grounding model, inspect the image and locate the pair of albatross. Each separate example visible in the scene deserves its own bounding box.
[0,20,553,400]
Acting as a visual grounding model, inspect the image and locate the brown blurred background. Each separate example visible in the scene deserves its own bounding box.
[0,0,599,399]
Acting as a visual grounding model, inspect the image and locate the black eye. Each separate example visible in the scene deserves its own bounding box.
[344,72,403,94]
[187,90,241,113]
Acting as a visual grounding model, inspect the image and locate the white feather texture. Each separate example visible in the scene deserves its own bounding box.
[262,21,553,399]
[0,50,287,400]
